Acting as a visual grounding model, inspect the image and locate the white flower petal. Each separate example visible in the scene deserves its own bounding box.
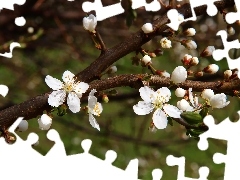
[89,113,100,131]
[210,94,230,108]
[0,85,9,97]
[152,109,168,129]
[62,70,75,83]
[139,86,155,103]
[171,66,187,83]
[67,92,80,113]
[17,120,28,132]
[83,14,97,32]
[48,90,66,107]
[163,104,181,118]
[45,75,63,90]
[158,87,171,102]
[88,93,98,110]
[74,82,89,98]
[133,101,154,115]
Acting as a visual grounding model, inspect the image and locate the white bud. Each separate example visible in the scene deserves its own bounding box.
[83,14,97,32]
[141,23,153,33]
[178,13,184,22]
[161,71,170,78]
[203,64,219,74]
[200,46,215,57]
[177,99,192,111]
[190,57,199,66]
[227,27,235,35]
[175,88,186,97]
[38,114,52,130]
[171,66,187,83]
[17,120,28,132]
[142,55,152,65]
[160,37,172,48]
[182,40,197,50]
[184,28,196,36]
[224,70,232,79]
[108,66,117,74]
[201,89,214,100]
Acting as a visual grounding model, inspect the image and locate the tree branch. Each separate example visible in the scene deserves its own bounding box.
[0,0,236,130]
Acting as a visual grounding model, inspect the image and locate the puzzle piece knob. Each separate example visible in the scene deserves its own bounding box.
[81,139,92,153]
[152,169,163,180]
[105,150,117,164]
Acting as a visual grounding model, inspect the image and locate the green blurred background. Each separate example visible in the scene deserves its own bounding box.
[0,0,240,179]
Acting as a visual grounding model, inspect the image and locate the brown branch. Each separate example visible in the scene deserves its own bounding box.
[0,0,236,130]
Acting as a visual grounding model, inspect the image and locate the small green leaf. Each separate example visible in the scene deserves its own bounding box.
[200,107,209,118]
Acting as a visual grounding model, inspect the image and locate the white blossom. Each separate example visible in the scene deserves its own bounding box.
[45,70,89,113]
[188,88,200,110]
[83,14,97,32]
[0,85,9,97]
[209,93,230,108]
[142,55,152,65]
[171,66,187,83]
[133,86,181,129]
[38,114,52,130]
[175,88,186,97]
[191,57,199,66]
[160,37,172,48]
[141,23,154,33]
[184,28,196,36]
[201,89,230,109]
[88,89,103,131]
[17,120,28,132]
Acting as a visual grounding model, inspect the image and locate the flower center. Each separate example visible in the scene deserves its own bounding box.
[93,103,101,116]
[63,82,75,93]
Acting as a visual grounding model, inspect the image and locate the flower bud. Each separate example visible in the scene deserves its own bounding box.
[102,94,109,103]
[17,120,28,132]
[201,89,214,100]
[38,114,52,130]
[142,23,153,33]
[108,66,117,74]
[190,57,199,66]
[203,64,219,74]
[83,14,97,32]
[224,70,232,79]
[194,71,203,77]
[142,55,152,65]
[177,99,192,111]
[178,13,184,22]
[171,66,187,83]
[184,28,196,36]
[181,40,197,50]
[155,70,170,77]
[200,46,215,57]
[227,26,235,35]
[181,54,192,66]
[160,37,172,48]
[175,88,186,97]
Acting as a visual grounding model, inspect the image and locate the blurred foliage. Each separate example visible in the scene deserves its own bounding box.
[0,0,240,179]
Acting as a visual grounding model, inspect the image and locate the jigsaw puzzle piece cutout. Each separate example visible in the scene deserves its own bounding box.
[167,9,183,31]
[45,129,66,157]
[198,111,240,179]
[0,0,26,11]
[184,0,220,21]
[152,168,163,180]
[131,0,161,12]
[166,155,209,180]
[82,0,124,21]
[225,0,240,24]
[167,0,221,30]
[212,30,240,78]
